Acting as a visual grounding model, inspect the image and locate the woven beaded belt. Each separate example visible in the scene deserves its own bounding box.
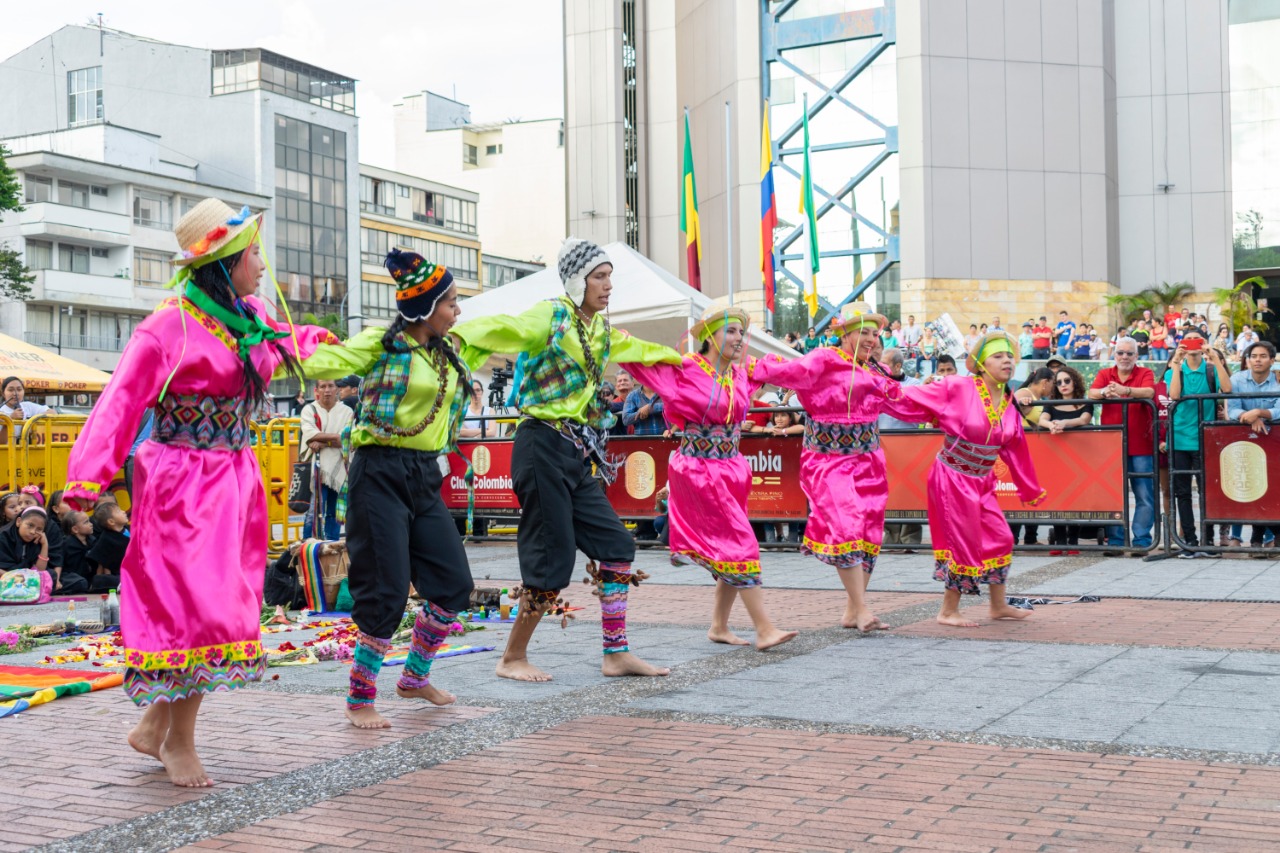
[153,393,252,451]
[679,425,741,459]
[803,420,880,454]
[937,435,1001,477]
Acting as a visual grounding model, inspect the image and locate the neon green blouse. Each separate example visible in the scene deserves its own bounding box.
[452,300,682,425]
[298,327,487,452]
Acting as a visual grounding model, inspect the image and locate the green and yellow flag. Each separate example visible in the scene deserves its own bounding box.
[680,111,702,291]
[798,104,819,318]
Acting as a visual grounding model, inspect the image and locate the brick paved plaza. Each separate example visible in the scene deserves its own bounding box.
[3,545,1280,852]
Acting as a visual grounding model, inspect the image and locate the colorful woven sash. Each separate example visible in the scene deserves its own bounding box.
[803,420,880,455]
[153,393,251,451]
[937,435,1001,477]
[679,424,741,459]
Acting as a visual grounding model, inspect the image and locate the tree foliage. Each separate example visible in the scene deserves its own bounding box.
[300,311,348,341]
[1213,276,1269,337]
[0,145,34,302]
[1105,281,1196,323]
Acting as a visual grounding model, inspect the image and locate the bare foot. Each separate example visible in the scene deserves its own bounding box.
[395,683,456,706]
[127,721,166,763]
[990,604,1032,621]
[842,607,886,632]
[602,651,670,677]
[495,658,553,682]
[345,705,391,729]
[707,628,751,646]
[158,741,212,788]
[755,628,798,650]
[936,611,981,628]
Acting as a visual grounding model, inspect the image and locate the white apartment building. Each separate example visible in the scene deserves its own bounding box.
[357,164,482,323]
[393,91,565,266]
[0,26,362,362]
[0,125,270,370]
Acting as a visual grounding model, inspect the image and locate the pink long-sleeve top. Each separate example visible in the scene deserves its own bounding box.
[621,354,753,430]
[64,295,337,501]
[900,375,1045,503]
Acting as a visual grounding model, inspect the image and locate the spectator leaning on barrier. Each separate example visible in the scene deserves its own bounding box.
[1166,330,1232,555]
[622,382,666,435]
[1089,337,1156,551]
[1041,366,1094,554]
[1226,341,1280,549]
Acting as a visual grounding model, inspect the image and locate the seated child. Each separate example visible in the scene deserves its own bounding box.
[63,511,118,592]
[0,506,88,594]
[0,492,23,526]
[86,502,130,577]
[47,489,70,526]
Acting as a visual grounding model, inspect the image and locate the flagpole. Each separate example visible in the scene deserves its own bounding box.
[725,100,734,307]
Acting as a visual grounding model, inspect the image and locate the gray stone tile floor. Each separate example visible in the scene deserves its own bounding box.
[1024,556,1280,600]
[628,634,1280,755]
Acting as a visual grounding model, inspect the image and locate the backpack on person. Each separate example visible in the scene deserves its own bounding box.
[0,569,52,604]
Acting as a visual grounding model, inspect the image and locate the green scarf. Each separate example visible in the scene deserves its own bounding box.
[183,282,292,366]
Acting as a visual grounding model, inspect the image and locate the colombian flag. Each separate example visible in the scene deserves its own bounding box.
[760,100,778,312]
[680,112,702,291]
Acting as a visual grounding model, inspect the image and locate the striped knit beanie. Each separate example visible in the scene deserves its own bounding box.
[557,238,611,307]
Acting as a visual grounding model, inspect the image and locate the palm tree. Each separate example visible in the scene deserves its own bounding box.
[1138,281,1196,318]
[1213,277,1269,339]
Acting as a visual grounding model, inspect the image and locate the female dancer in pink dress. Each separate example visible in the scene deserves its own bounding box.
[900,332,1047,627]
[752,302,919,632]
[63,199,338,787]
[621,305,797,650]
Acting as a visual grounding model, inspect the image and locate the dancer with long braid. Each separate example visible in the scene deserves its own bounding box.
[900,331,1046,626]
[621,304,797,649]
[751,303,920,632]
[302,249,481,728]
[452,238,682,682]
[62,200,338,786]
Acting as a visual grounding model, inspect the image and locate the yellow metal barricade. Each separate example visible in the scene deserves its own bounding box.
[253,417,303,556]
[0,415,17,494]
[11,413,131,509]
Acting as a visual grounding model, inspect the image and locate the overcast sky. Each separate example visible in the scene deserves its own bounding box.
[0,1,565,167]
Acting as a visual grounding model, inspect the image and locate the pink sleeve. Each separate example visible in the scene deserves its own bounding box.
[999,412,1046,504]
[64,328,170,506]
[749,350,825,392]
[247,295,341,360]
[899,376,952,423]
[618,360,682,402]
[876,374,930,425]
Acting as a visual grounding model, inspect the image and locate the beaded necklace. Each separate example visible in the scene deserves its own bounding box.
[363,343,451,438]
[973,374,1009,438]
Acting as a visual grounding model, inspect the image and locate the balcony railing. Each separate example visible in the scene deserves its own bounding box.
[24,330,129,352]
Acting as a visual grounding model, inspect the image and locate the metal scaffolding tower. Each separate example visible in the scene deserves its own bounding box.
[761,0,899,328]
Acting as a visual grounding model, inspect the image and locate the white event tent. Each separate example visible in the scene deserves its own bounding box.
[458,242,800,364]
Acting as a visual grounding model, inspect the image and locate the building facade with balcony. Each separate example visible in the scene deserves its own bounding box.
[0,125,270,370]
[357,164,482,323]
[0,26,362,364]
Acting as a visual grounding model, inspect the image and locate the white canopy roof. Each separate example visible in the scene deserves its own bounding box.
[459,242,799,361]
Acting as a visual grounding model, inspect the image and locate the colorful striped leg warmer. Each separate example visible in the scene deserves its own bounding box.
[347,632,391,710]
[598,561,632,655]
[397,601,455,691]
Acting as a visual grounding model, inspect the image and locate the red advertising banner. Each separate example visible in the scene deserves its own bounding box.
[1202,424,1280,522]
[883,429,1127,520]
[444,428,1127,522]
[603,436,808,519]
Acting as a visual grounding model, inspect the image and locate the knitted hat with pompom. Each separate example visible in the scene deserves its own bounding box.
[556,238,611,307]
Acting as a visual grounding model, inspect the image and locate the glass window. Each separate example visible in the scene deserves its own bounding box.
[133,249,171,287]
[180,197,201,218]
[24,175,52,204]
[133,191,172,229]
[485,143,503,155]
[25,240,53,270]
[464,143,478,166]
[58,243,90,274]
[67,66,103,127]
[57,180,91,208]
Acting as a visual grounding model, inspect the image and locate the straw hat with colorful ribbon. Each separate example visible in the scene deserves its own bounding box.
[690,301,752,344]
[828,301,887,335]
[966,330,1020,375]
[172,199,263,269]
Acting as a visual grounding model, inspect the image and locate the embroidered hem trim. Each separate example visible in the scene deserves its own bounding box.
[122,656,265,706]
[123,640,264,671]
[671,550,761,575]
[802,536,881,559]
[1026,489,1048,507]
[932,549,1012,577]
